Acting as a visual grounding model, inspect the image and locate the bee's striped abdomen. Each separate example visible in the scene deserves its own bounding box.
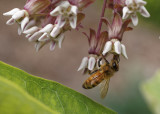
[82,72,104,89]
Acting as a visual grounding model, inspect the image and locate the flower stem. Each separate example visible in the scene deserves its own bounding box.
[96,0,107,39]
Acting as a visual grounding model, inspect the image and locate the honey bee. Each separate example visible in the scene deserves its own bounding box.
[82,55,120,98]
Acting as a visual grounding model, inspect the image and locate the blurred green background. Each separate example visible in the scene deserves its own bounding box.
[0,0,160,114]
[145,0,160,26]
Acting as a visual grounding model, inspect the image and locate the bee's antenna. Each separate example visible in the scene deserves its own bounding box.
[103,55,109,64]
[98,54,109,66]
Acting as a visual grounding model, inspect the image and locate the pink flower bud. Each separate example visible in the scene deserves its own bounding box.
[24,0,52,14]
[83,29,108,55]
[102,13,132,41]
[68,0,96,9]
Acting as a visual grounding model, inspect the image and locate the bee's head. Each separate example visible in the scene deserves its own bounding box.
[111,60,119,71]
[111,55,120,71]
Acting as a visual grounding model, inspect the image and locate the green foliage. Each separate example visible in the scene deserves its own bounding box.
[0,61,116,114]
[144,0,160,26]
[104,68,151,114]
[0,77,57,114]
[141,70,160,114]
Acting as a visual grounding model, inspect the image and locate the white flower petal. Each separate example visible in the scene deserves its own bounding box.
[18,26,22,35]
[35,42,42,52]
[139,6,150,17]
[58,20,66,28]
[58,34,65,48]
[125,0,133,6]
[24,20,36,31]
[102,41,112,55]
[28,32,41,42]
[23,26,39,34]
[26,34,31,38]
[122,7,130,19]
[39,24,54,33]
[3,8,20,16]
[12,10,25,20]
[69,15,77,29]
[50,6,61,16]
[6,18,15,25]
[88,57,96,71]
[60,1,70,9]
[114,41,121,54]
[21,17,29,31]
[38,33,48,41]
[131,14,138,26]
[121,44,128,59]
[71,6,78,15]
[78,57,88,71]
[57,15,66,28]
[50,26,61,38]
[50,41,56,51]
[135,0,146,5]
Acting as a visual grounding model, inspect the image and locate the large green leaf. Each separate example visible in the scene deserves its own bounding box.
[0,61,116,114]
[141,70,160,114]
[0,76,57,114]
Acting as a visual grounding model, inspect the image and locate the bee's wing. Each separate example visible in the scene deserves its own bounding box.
[100,77,110,99]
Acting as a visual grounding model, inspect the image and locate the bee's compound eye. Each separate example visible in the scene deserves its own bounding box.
[112,63,116,67]
[112,62,119,71]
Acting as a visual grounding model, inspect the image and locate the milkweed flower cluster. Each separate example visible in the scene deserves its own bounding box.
[3,0,95,51]
[78,0,150,73]
[3,0,150,74]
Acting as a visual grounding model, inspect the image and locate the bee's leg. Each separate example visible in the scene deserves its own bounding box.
[98,54,109,66]
[104,59,109,65]
[83,68,88,75]
[101,54,109,65]
[90,69,98,75]
[118,56,120,63]
[98,57,102,67]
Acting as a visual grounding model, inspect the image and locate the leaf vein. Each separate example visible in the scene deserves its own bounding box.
[55,91,65,114]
